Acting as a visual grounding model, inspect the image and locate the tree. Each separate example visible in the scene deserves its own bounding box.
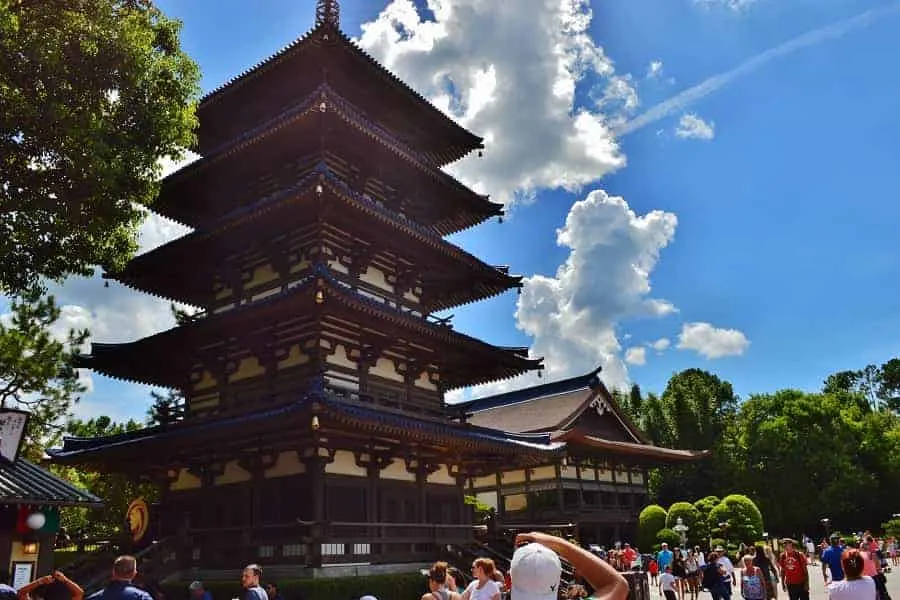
[649,369,739,503]
[656,528,681,549]
[53,416,155,540]
[877,358,900,412]
[0,0,200,295]
[708,495,764,546]
[0,287,88,459]
[666,502,701,545]
[638,504,668,550]
[883,518,900,539]
[147,389,185,425]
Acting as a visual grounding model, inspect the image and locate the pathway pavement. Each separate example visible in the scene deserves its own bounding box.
[647,565,899,599]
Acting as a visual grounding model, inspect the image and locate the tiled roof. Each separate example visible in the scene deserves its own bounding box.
[0,459,102,506]
[50,382,559,462]
[453,367,603,414]
[464,388,594,434]
[553,430,710,463]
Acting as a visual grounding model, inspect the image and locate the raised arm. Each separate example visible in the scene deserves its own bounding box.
[516,533,629,600]
[18,575,53,600]
[52,571,84,600]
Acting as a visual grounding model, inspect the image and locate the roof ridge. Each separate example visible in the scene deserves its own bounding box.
[454,366,603,413]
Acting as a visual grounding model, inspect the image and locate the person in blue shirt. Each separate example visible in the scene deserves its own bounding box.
[657,543,674,571]
[188,582,213,600]
[86,556,153,600]
[821,535,845,583]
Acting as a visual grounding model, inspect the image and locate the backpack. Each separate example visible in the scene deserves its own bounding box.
[741,568,764,600]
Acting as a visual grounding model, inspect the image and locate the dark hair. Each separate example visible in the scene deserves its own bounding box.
[244,564,262,578]
[447,567,463,587]
[264,583,277,590]
[0,571,9,585]
[841,549,864,579]
[113,555,138,578]
[429,561,449,584]
[42,581,73,600]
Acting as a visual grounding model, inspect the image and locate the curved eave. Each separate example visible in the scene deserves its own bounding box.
[199,25,482,168]
[554,429,711,464]
[159,89,497,233]
[79,267,543,388]
[116,172,517,308]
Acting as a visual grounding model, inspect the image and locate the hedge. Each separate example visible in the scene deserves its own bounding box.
[160,573,425,600]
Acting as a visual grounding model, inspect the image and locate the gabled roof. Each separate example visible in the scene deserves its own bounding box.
[454,367,648,443]
[0,459,102,507]
[552,429,711,464]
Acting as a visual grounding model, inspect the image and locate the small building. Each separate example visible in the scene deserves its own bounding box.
[0,410,102,586]
[457,368,708,545]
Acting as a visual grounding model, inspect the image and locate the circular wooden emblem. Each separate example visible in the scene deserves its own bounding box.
[126,498,150,543]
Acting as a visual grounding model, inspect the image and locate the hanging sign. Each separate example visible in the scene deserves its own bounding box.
[0,409,30,464]
[126,498,150,543]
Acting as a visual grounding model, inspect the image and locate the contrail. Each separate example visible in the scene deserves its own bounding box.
[615,3,900,136]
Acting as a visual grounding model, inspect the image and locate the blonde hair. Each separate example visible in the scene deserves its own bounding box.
[474,557,496,578]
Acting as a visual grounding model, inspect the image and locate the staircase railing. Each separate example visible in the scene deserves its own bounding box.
[80,538,180,595]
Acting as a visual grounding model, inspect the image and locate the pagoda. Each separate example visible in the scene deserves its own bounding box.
[50,0,553,574]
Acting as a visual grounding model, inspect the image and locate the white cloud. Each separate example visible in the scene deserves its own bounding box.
[624,347,647,366]
[677,321,750,359]
[647,60,664,79]
[649,337,671,352]
[357,0,627,204]
[675,114,715,140]
[693,0,757,11]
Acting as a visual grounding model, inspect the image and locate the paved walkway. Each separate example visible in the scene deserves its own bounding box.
[648,565,899,599]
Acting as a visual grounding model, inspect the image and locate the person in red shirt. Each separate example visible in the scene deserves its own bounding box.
[622,544,637,570]
[778,539,809,600]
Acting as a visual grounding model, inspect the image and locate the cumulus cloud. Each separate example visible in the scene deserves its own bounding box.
[677,322,750,359]
[357,0,627,204]
[675,114,715,140]
[647,60,664,79]
[650,337,671,352]
[624,347,647,366]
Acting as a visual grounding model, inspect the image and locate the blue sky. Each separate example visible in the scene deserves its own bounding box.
[16,0,900,422]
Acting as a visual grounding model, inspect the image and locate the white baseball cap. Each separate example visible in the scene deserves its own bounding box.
[510,543,562,600]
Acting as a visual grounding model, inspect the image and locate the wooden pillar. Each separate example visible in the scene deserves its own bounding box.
[302,446,334,568]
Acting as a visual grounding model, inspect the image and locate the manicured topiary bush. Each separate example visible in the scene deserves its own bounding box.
[638,504,668,549]
[656,527,681,549]
[665,502,701,545]
[708,494,764,545]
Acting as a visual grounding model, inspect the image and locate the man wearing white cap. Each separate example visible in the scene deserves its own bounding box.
[512,532,629,600]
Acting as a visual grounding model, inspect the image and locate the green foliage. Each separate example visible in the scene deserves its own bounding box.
[656,528,681,548]
[666,502,701,544]
[464,495,493,524]
[0,0,200,295]
[642,369,739,504]
[160,573,425,600]
[882,518,900,539]
[0,287,89,459]
[638,504,668,549]
[146,389,185,425]
[692,496,719,543]
[52,416,155,539]
[708,495,764,545]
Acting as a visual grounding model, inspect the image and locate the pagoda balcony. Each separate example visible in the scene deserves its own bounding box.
[115,168,520,312]
[197,26,482,167]
[158,83,500,234]
[80,265,542,391]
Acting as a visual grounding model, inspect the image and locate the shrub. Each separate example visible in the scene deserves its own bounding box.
[638,505,668,549]
[693,496,720,545]
[708,494,764,545]
[666,502,701,545]
[657,527,682,549]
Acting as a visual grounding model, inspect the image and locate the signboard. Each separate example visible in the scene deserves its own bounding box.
[0,409,29,464]
[11,562,34,590]
[126,498,150,543]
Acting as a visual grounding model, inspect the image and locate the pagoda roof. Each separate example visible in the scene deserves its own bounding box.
[80,264,542,389]
[113,166,518,311]
[197,24,482,166]
[49,382,561,468]
[552,429,711,464]
[451,368,708,464]
[157,86,502,233]
[0,458,102,507]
